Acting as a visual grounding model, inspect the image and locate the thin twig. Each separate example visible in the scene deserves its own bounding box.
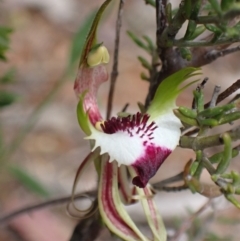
[205,46,240,62]
[204,79,240,108]
[106,0,125,119]
[209,85,221,108]
[0,191,96,226]
[169,199,212,241]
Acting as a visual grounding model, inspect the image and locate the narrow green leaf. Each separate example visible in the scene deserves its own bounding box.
[8,166,49,197]
[142,35,155,51]
[137,56,152,70]
[221,0,234,11]
[209,0,222,15]
[0,26,12,61]
[0,68,15,84]
[127,31,149,52]
[0,90,17,108]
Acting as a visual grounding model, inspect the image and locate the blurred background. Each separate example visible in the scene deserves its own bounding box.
[0,0,240,240]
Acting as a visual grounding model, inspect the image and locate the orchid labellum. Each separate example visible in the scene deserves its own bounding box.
[71,0,201,240]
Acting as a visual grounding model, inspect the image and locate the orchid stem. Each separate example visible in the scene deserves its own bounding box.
[106,0,125,119]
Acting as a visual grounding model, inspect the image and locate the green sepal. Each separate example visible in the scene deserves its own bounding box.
[79,0,112,66]
[76,92,91,135]
[148,67,201,120]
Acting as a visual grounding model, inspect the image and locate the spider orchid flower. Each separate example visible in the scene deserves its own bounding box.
[71,0,201,240]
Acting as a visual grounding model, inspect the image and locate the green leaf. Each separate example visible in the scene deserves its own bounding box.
[221,0,234,11]
[0,26,12,61]
[0,68,15,84]
[8,166,49,197]
[127,31,149,52]
[0,90,17,108]
[137,56,152,70]
[209,0,222,15]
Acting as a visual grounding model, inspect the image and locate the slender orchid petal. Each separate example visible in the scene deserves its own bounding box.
[118,166,137,205]
[129,167,166,241]
[98,156,150,241]
[69,148,100,215]
[137,186,166,241]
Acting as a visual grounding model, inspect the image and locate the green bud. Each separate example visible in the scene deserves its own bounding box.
[179,47,192,61]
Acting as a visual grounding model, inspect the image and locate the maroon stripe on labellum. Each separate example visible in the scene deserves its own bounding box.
[100,160,140,238]
[132,145,171,188]
[100,112,157,136]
